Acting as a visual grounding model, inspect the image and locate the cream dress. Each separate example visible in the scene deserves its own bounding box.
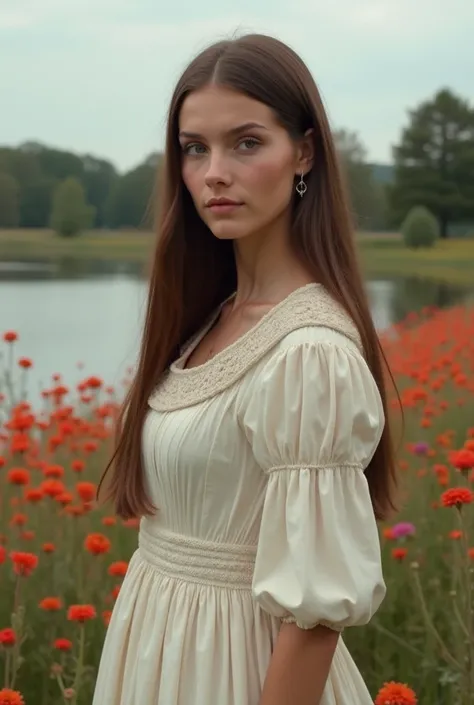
[92,282,386,705]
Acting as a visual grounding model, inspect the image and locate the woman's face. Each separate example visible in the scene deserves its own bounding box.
[179,84,312,242]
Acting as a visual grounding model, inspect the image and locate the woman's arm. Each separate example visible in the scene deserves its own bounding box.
[259,622,340,705]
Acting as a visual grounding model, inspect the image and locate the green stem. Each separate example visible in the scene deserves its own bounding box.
[4,648,10,688]
[458,510,474,695]
[411,567,461,670]
[72,624,85,705]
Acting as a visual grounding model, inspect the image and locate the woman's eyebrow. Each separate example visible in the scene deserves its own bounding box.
[178,122,269,139]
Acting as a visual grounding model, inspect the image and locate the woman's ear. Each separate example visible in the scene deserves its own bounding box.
[296,128,315,176]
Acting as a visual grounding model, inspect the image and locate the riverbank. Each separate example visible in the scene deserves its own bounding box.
[1,228,473,286]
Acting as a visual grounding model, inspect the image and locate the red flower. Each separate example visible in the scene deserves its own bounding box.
[375,681,417,704]
[3,331,18,343]
[39,597,62,611]
[41,479,66,498]
[102,516,116,527]
[0,546,5,564]
[54,638,72,651]
[7,468,30,486]
[449,530,463,540]
[18,358,32,369]
[10,513,27,527]
[67,605,96,623]
[108,561,128,577]
[42,543,56,553]
[43,464,64,478]
[0,628,16,646]
[71,459,85,473]
[450,449,474,472]
[0,688,24,705]
[441,487,474,509]
[84,533,111,556]
[102,610,112,626]
[10,551,38,576]
[25,488,43,503]
[391,548,408,562]
[76,481,96,503]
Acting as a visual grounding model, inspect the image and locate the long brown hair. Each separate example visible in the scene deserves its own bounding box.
[98,33,398,521]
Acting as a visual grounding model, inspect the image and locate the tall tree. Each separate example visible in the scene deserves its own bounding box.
[0,173,20,227]
[50,177,95,237]
[334,129,387,231]
[390,89,474,238]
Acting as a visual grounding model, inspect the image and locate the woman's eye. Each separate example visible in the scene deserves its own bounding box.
[182,143,205,156]
[182,137,260,156]
[238,138,260,150]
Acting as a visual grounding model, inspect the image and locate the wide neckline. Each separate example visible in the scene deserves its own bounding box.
[172,282,322,376]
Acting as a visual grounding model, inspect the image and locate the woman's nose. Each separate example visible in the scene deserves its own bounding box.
[204,153,232,188]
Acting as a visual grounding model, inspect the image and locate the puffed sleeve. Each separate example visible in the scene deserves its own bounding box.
[239,328,386,631]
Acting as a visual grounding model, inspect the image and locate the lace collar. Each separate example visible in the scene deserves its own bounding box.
[148,283,362,412]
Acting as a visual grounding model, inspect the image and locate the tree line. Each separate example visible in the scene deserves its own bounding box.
[0,88,473,238]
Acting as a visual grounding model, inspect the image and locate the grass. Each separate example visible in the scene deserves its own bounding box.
[0,228,473,287]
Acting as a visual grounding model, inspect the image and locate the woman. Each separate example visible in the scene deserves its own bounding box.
[94,33,397,705]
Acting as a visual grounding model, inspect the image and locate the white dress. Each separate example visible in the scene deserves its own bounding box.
[92,283,386,705]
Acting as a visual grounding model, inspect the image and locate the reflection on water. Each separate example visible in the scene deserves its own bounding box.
[0,258,471,409]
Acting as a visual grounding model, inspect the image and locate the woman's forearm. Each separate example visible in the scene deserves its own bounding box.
[259,622,340,705]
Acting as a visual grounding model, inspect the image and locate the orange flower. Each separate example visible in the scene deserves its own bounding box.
[67,605,96,623]
[108,561,128,577]
[391,548,408,562]
[76,481,96,503]
[0,688,24,705]
[7,468,30,486]
[0,628,16,646]
[54,637,72,651]
[10,551,38,576]
[375,681,417,705]
[441,487,474,509]
[84,533,111,556]
[3,331,18,343]
[39,597,62,611]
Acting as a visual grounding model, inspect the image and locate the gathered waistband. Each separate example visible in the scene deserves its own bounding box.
[138,521,257,590]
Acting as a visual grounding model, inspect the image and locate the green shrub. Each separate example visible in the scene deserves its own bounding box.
[50,177,96,237]
[401,206,440,248]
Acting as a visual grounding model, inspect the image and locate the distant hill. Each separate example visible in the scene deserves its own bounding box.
[369,163,394,185]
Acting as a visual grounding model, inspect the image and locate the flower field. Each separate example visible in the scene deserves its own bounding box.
[0,303,473,705]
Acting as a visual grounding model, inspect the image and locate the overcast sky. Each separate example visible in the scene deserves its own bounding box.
[1,0,472,173]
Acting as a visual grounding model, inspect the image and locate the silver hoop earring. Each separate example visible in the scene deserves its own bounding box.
[296,172,307,198]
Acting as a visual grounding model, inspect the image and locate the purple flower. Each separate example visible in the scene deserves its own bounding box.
[392,522,416,539]
[414,442,429,456]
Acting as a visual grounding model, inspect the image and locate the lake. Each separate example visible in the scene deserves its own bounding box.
[1,258,472,409]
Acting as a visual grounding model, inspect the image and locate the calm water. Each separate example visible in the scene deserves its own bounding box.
[1,258,471,409]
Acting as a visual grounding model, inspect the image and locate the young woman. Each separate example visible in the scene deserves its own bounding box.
[93,32,397,705]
